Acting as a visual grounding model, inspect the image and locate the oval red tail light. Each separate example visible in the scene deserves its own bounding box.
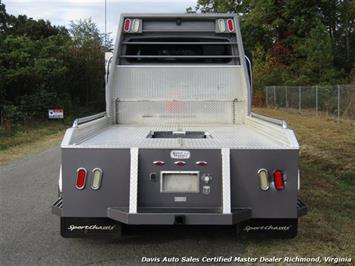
[227,19,235,32]
[76,168,87,190]
[124,18,131,32]
[273,169,285,190]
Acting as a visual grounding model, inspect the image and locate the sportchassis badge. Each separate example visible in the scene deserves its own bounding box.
[68,224,116,231]
[243,225,292,232]
[170,150,190,159]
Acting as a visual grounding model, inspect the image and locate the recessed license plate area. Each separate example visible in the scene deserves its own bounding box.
[161,171,199,193]
[138,149,222,208]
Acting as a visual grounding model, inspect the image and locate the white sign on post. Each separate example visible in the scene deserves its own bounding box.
[48,109,64,119]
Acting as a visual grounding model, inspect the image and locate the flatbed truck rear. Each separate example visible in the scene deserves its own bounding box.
[52,13,307,239]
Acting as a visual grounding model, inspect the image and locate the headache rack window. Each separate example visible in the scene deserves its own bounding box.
[119,37,239,64]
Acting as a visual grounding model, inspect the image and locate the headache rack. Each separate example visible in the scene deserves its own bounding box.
[118,38,239,64]
[116,16,240,64]
[106,15,247,125]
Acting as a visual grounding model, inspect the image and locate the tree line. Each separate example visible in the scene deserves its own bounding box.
[1,1,354,126]
[188,0,354,92]
[0,3,109,127]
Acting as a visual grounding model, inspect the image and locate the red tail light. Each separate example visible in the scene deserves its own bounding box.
[273,169,285,190]
[124,18,131,32]
[76,168,87,190]
[227,19,235,32]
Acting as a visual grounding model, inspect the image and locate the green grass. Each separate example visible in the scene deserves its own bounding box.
[245,108,355,264]
[0,121,68,165]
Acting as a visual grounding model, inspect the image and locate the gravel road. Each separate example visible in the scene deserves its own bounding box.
[0,145,244,266]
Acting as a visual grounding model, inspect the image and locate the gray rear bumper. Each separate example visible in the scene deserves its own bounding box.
[52,197,307,224]
[107,207,251,225]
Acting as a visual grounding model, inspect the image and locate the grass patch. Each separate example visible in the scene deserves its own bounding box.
[244,108,355,263]
[0,121,68,165]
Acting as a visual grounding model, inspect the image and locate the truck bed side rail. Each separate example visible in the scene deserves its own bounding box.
[72,112,107,127]
[62,113,109,147]
[250,112,288,129]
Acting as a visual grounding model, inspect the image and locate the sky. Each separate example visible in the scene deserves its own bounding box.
[4,0,197,41]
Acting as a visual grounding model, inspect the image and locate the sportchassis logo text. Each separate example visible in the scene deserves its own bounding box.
[170,150,190,159]
[243,225,292,232]
[67,224,116,231]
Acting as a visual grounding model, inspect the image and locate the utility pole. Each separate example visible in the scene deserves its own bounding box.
[105,0,107,48]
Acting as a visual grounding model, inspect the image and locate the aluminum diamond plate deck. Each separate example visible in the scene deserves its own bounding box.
[72,124,292,149]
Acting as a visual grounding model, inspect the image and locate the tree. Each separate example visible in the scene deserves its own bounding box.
[292,19,341,85]
[0,3,8,33]
[191,0,352,88]
[187,0,250,14]
[67,18,106,110]
[69,18,103,47]
[0,4,108,126]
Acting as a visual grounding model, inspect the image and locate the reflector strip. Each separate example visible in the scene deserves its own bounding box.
[129,147,139,214]
[274,169,285,190]
[221,148,231,214]
[91,168,103,190]
[76,168,87,190]
[124,18,131,32]
[227,19,235,32]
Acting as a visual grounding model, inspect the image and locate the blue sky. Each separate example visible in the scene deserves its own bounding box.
[4,0,197,41]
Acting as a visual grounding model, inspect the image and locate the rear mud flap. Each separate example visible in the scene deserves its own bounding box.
[236,199,307,239]
[60,217,122,238]
[236,218,298,239]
